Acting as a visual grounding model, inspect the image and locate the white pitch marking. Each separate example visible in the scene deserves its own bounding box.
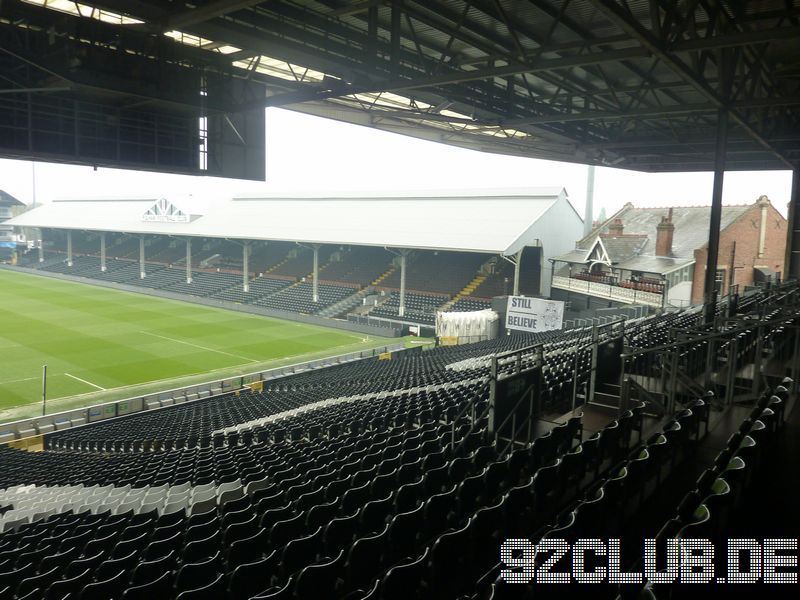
[64,372,106,391]
[139,331,258,363]
[0,375,40,385]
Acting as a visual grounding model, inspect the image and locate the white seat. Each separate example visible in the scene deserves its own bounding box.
[139,500,164,515]
[218,487,245,507]
[142,489,167,505]
[216,480,242,496]
[1,516,29,533]
[115,500,142,515]
[244,477,269,496]
[169,482,191,496]
[191,482,216,499]
[190,488,217,505]
[161,498,188,517]
[166,490,191,504]
[189,497,218,516]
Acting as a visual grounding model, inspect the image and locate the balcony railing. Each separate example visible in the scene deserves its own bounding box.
[553,275,664,307]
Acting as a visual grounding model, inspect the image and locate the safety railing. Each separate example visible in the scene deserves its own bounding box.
[0,343,407,442]
[619,310,800,416]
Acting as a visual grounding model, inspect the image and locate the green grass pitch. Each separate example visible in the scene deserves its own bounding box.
[0,269,391,421]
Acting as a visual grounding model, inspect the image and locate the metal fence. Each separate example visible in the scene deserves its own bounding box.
[0,343,406,442]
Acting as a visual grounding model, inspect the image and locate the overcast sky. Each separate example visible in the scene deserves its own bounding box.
[0,107,793,219]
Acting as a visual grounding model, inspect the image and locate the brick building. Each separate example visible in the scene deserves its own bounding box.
[550,196,787,310]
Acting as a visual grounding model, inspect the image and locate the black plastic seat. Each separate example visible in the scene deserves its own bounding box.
[227,550,280,599]
[64,550,106,579]
[144,530,182,561]
[380,547,430,600]
[110,531,149,560]
[323,511,359,556]
[388,504,425,560]
[78,567,127,600]
[175,552,223,595]
[225,527,269,570]
[43,566,91,600]
[251,576,294,600]
[16,565,61,599]
[175,571,226,600]
[359,493,393,535]
[305,499,339,532]
[428,518,473,597]
[269,513,305,548]
[121,571,173,599]
[293,549,345,600]
[129,549,178,587]
[344,524,389,592]
[281,526,323,578]
[182,529,222,563]
[423,485,457,540]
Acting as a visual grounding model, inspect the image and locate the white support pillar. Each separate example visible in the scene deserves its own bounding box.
[398,251,407,317]
[38,232,44,263]
[242,243,250,293]
[757,195,769,259]
[312,245,320,303]
[513,249,523,296]
[185,239,192,284]
[139,237,146,279]
[66,230,73,267]
[100,233,107,272]
[584,165,595,237]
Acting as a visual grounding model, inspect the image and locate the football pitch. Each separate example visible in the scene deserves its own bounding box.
[0,269,393,421]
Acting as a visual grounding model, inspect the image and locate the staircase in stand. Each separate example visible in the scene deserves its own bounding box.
[317,287,372,318]
[372,266,395,286]
[440,274,487,310]
[265,254,291,274]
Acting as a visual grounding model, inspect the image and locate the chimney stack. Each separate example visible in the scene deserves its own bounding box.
[608,218,624,237]
[655,208,675,256]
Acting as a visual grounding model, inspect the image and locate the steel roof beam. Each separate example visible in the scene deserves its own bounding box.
[588,0,795,169]
[164,1,269,30]
[259,47,649,108]
[501,95,800,126]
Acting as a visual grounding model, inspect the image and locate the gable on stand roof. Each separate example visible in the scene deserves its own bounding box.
[142,198,192,223]
[583,237,611,266]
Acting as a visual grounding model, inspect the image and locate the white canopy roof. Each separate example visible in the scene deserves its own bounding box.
[8,188,576,256]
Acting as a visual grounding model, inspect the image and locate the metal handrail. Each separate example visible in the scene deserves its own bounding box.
[0,342,407,439]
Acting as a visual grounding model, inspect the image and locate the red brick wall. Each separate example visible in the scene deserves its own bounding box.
[691,203,787,304]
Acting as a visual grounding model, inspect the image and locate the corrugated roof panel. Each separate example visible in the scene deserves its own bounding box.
[7,188,572,255]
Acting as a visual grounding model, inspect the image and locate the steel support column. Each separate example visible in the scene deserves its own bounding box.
[786,170,800,281]
[704,109,729,324]
[139,237,146,279]
[243,243,250,292]
[312,245,319,303]
[100,233,106,272]
[66,230,73,267]
[185,239,192,284]
[38,232,44,263]
[513,249,523,296]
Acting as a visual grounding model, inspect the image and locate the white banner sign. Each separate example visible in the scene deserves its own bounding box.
[505,296,564,333]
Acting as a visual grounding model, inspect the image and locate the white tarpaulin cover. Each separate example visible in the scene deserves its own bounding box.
[436,309,499,343]
[505,296,564,333]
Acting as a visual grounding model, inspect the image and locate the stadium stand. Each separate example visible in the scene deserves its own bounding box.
[0,279,796,599]
[378,251,488,297]
[16,225,554,326]
[318,247,393,288]
[253,282,360,315]
[369,292,449,326]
